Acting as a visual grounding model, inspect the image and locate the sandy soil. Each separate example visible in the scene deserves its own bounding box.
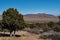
[0,31,41,40]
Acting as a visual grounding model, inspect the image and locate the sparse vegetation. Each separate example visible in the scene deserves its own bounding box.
[0,8,60,40]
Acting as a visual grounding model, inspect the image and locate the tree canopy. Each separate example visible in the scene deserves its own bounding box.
[2,8,24,36]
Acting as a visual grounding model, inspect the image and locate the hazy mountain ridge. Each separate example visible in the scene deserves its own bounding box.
[24,13,58,18]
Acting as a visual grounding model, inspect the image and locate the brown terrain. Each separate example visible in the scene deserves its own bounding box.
[0,31,40,40]
[23,13,59,23]
[0,13,59,40]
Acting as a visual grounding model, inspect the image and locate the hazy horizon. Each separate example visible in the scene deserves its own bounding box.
[0,0,60,16]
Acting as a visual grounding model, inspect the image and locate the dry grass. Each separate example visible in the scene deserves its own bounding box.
[24,17,59,23]
[0,37,21,40]
[0,31,40,40]
[0,37,39,40]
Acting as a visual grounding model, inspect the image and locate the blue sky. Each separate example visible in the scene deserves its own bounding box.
[0,0,60,15]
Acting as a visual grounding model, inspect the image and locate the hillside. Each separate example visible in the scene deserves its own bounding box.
[23,13,59,23]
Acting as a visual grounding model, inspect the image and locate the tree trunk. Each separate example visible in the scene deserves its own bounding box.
[14,31,15,37]
[10,31,12,37]
[4,31,5,34]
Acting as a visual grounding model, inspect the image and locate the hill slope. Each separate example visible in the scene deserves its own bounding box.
[23,13,59,23]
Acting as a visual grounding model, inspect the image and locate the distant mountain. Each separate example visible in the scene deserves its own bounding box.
[24,13,57,18]
[23,13,59,23]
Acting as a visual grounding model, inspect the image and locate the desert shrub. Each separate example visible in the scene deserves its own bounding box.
[52,33,60,40]
[47,21,55,28]
[53,24,60,32]
[39,34,53,39]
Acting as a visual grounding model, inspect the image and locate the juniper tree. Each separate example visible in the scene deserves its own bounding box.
[2,8,24,37]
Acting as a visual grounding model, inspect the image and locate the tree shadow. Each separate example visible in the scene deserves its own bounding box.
[0,33,21,37]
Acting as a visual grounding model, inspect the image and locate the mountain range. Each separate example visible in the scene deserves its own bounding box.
[23,13,59,23]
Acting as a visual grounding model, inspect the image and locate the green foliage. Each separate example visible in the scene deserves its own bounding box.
[35,23,42,28]
[0,20,2,31]
[27,24,35,29]
[2,8,24,35]
[47,21,55,28]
